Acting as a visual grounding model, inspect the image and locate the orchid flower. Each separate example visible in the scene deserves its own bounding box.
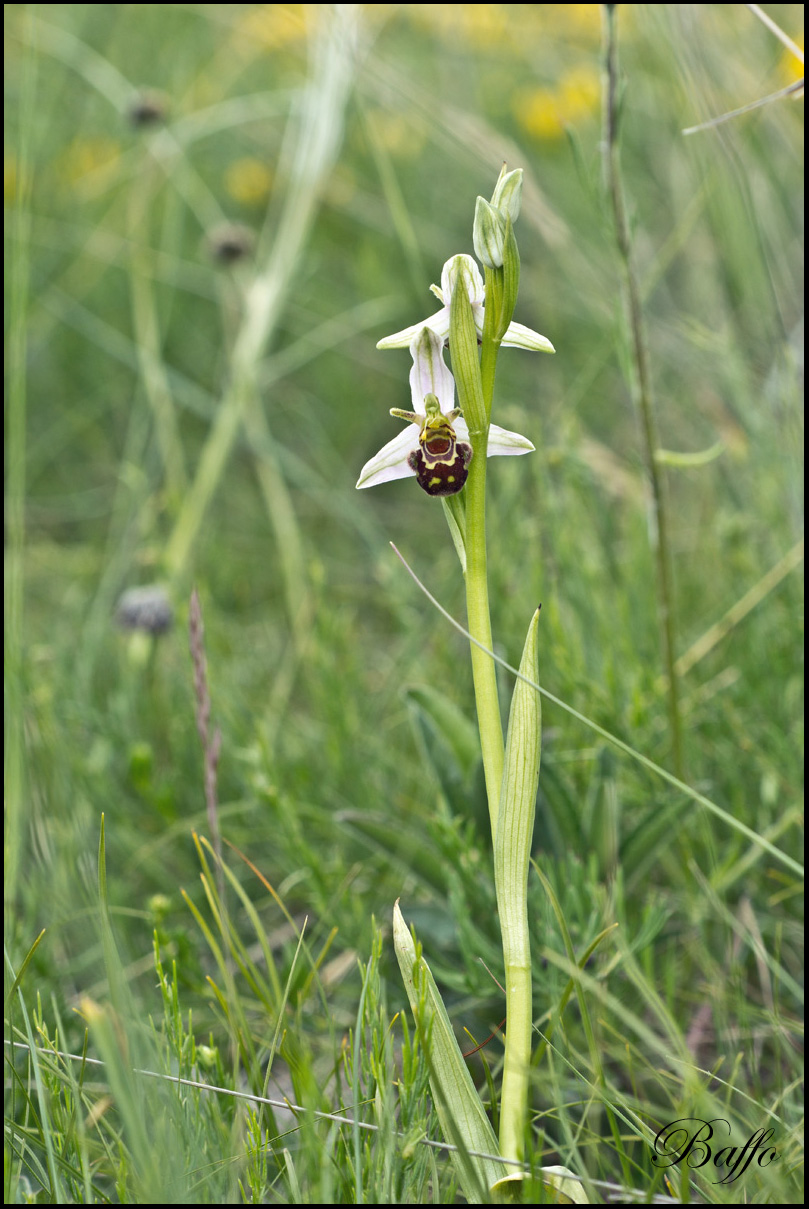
[356,327,535,495]
[376,255,555,354]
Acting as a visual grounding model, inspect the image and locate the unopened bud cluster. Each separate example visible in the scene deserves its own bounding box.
[473,166,523,269]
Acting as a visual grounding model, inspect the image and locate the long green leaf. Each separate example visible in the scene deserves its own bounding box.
[393,902,507,1201]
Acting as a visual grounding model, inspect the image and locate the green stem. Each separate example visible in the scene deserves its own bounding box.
[449,267,505,834]
[463,424,504,832]
[479,330,499,424]
[603,5,685,779]
[128,175,188,512]
[499,962,531,1161]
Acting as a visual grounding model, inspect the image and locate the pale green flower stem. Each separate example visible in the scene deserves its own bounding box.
[466,400,533,1165]
[463,322,532,1163]
[446,235,539,1173]
[465,267,536,1164]
[498,963,531,1161]
[463,421,505,830]
[449,273,507,834]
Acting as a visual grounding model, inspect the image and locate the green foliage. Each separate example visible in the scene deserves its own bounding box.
[5,3,804,1203]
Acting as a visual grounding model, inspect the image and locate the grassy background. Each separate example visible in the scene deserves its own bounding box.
[5,3,803,1203]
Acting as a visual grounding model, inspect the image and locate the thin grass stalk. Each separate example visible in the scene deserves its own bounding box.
[351,956,374,1205]
[188,590,226,916]
[5,962,65,1202]
[241,400,314,650]
[360,100,427,305]
[674,538,804,677]
[164,6,359,616]
[75,401,152,696]
[4,13,37,915]
[128,179,188,509]
[602,4,685,780]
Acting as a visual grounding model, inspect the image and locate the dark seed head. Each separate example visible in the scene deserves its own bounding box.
[115,585,174,635]
[127,90,169,128]
[207,222,256,265]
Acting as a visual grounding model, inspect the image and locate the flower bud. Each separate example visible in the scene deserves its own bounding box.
[491,166,523,225]
[499,215,521,340]
[473,195,506,269]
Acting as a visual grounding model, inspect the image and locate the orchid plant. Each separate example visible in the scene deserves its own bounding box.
[357,169,588,1203]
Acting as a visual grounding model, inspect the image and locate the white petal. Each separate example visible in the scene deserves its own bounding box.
[454,417,535,456]
[440,254,485,306]
[409,328,456,414]
[487,422,536,455]
[356,427,417,489]
[376,311,450,350]
[501,320,555,353]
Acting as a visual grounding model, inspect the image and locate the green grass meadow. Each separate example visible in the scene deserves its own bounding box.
[5,3,804,1203]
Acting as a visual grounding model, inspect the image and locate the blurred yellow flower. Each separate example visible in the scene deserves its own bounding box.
[236,4,307,50]
[224,157,273,204]
[779,33,804,86]
[57,137,121,193]
[365,109,427,158]
[407,3,605,51]
[513,87,566,141]
[558,65,601,119]
[514,64,601,141]
[457,4,510,48]
[544,3,602,42]
[406,3,510,49]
